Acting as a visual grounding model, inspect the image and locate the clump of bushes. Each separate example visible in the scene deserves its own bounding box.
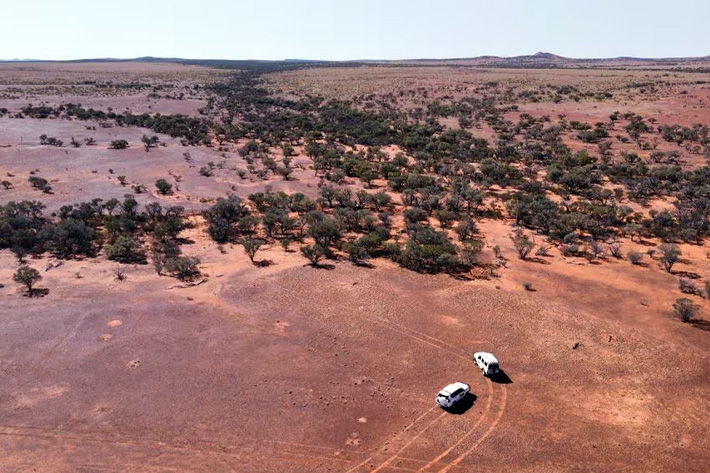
[673,298,699,323]
[109,139,129,150]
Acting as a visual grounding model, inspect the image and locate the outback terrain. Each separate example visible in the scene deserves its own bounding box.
[1,56,710,472]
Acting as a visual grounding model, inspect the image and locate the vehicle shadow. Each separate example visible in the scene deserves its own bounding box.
[489,370,513,385]
[446,393,477,415]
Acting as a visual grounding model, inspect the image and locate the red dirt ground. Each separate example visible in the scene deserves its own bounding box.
[2,62,710,472]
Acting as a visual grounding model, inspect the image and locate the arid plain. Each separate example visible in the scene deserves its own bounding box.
[2,59,710,472]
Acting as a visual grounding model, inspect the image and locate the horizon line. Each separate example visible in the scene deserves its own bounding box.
[2,51,710,64]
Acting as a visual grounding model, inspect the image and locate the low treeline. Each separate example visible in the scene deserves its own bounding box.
[18,104,209,145]
[0,198,200,281]
[0,187,485,277]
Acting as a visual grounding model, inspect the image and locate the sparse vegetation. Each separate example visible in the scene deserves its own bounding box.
[109,139,129,150]
[241,237,265,265]
[4,55,710,473]
[628,251,644,265]
[28,176,52,193]
[164,256,201,281]
[673,297,699,323]
[679,278,701,296]
[13,265,42,296]
[141,135,160,151]
[155,179,173,195]
[301,244,326,267]
[512,230,535,260]
[659,244,681,273]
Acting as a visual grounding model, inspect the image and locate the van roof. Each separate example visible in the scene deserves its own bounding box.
[474,352,499,364]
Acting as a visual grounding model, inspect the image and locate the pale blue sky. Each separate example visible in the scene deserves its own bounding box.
[3,0,710,60]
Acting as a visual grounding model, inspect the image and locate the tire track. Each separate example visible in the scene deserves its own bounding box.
[0,424,426,472]
[344,319,506,473]
[368,412,448,473]
[436,384,508,473]
[0,425,373,470]
[368,316,470,361]
[416,378,494,472]
[344,406,443,473]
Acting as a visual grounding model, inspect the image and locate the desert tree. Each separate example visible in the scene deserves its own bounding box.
[659,243,681,273]
[141,135,160,151]
[203,195,250,243]
[164,256,201,281]
[10,245,29,264]
[458,240,484,268]
[28,176,52,193]
[106,236,146,264]
[277,166,293,180]
[155,179,173,195]
[673,298,699,323]
[455,217,478,242]
[13,265,42,296]
[241,237,265,265]
[301,244,326,267]
[343,240,370,264]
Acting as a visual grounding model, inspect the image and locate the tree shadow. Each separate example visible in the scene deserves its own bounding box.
[690,319,710,332]
[27,288,50,298]
[306,263,336,270]
[635,239,657,247]
[255,259,274,268]
[353,261,376,269]
[673,270,701,279]
[524,257,550,265]
[489,370,513,385]
[450,274,474,281]
[445,393,477,415]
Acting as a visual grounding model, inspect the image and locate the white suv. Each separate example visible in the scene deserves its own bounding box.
[474,352,500,376]
[435,382,471,409]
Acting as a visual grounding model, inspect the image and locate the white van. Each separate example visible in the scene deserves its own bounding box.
[435,382,470,409]
[474,352,500,376]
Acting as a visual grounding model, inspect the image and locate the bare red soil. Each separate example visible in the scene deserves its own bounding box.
[1,62,710,472]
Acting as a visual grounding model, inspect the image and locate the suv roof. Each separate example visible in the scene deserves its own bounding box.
[438,382,470,397]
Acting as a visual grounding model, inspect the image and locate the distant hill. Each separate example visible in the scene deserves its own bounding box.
[2,53,710,70]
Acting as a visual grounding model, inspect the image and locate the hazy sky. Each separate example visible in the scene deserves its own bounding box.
[3,0,710,60]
